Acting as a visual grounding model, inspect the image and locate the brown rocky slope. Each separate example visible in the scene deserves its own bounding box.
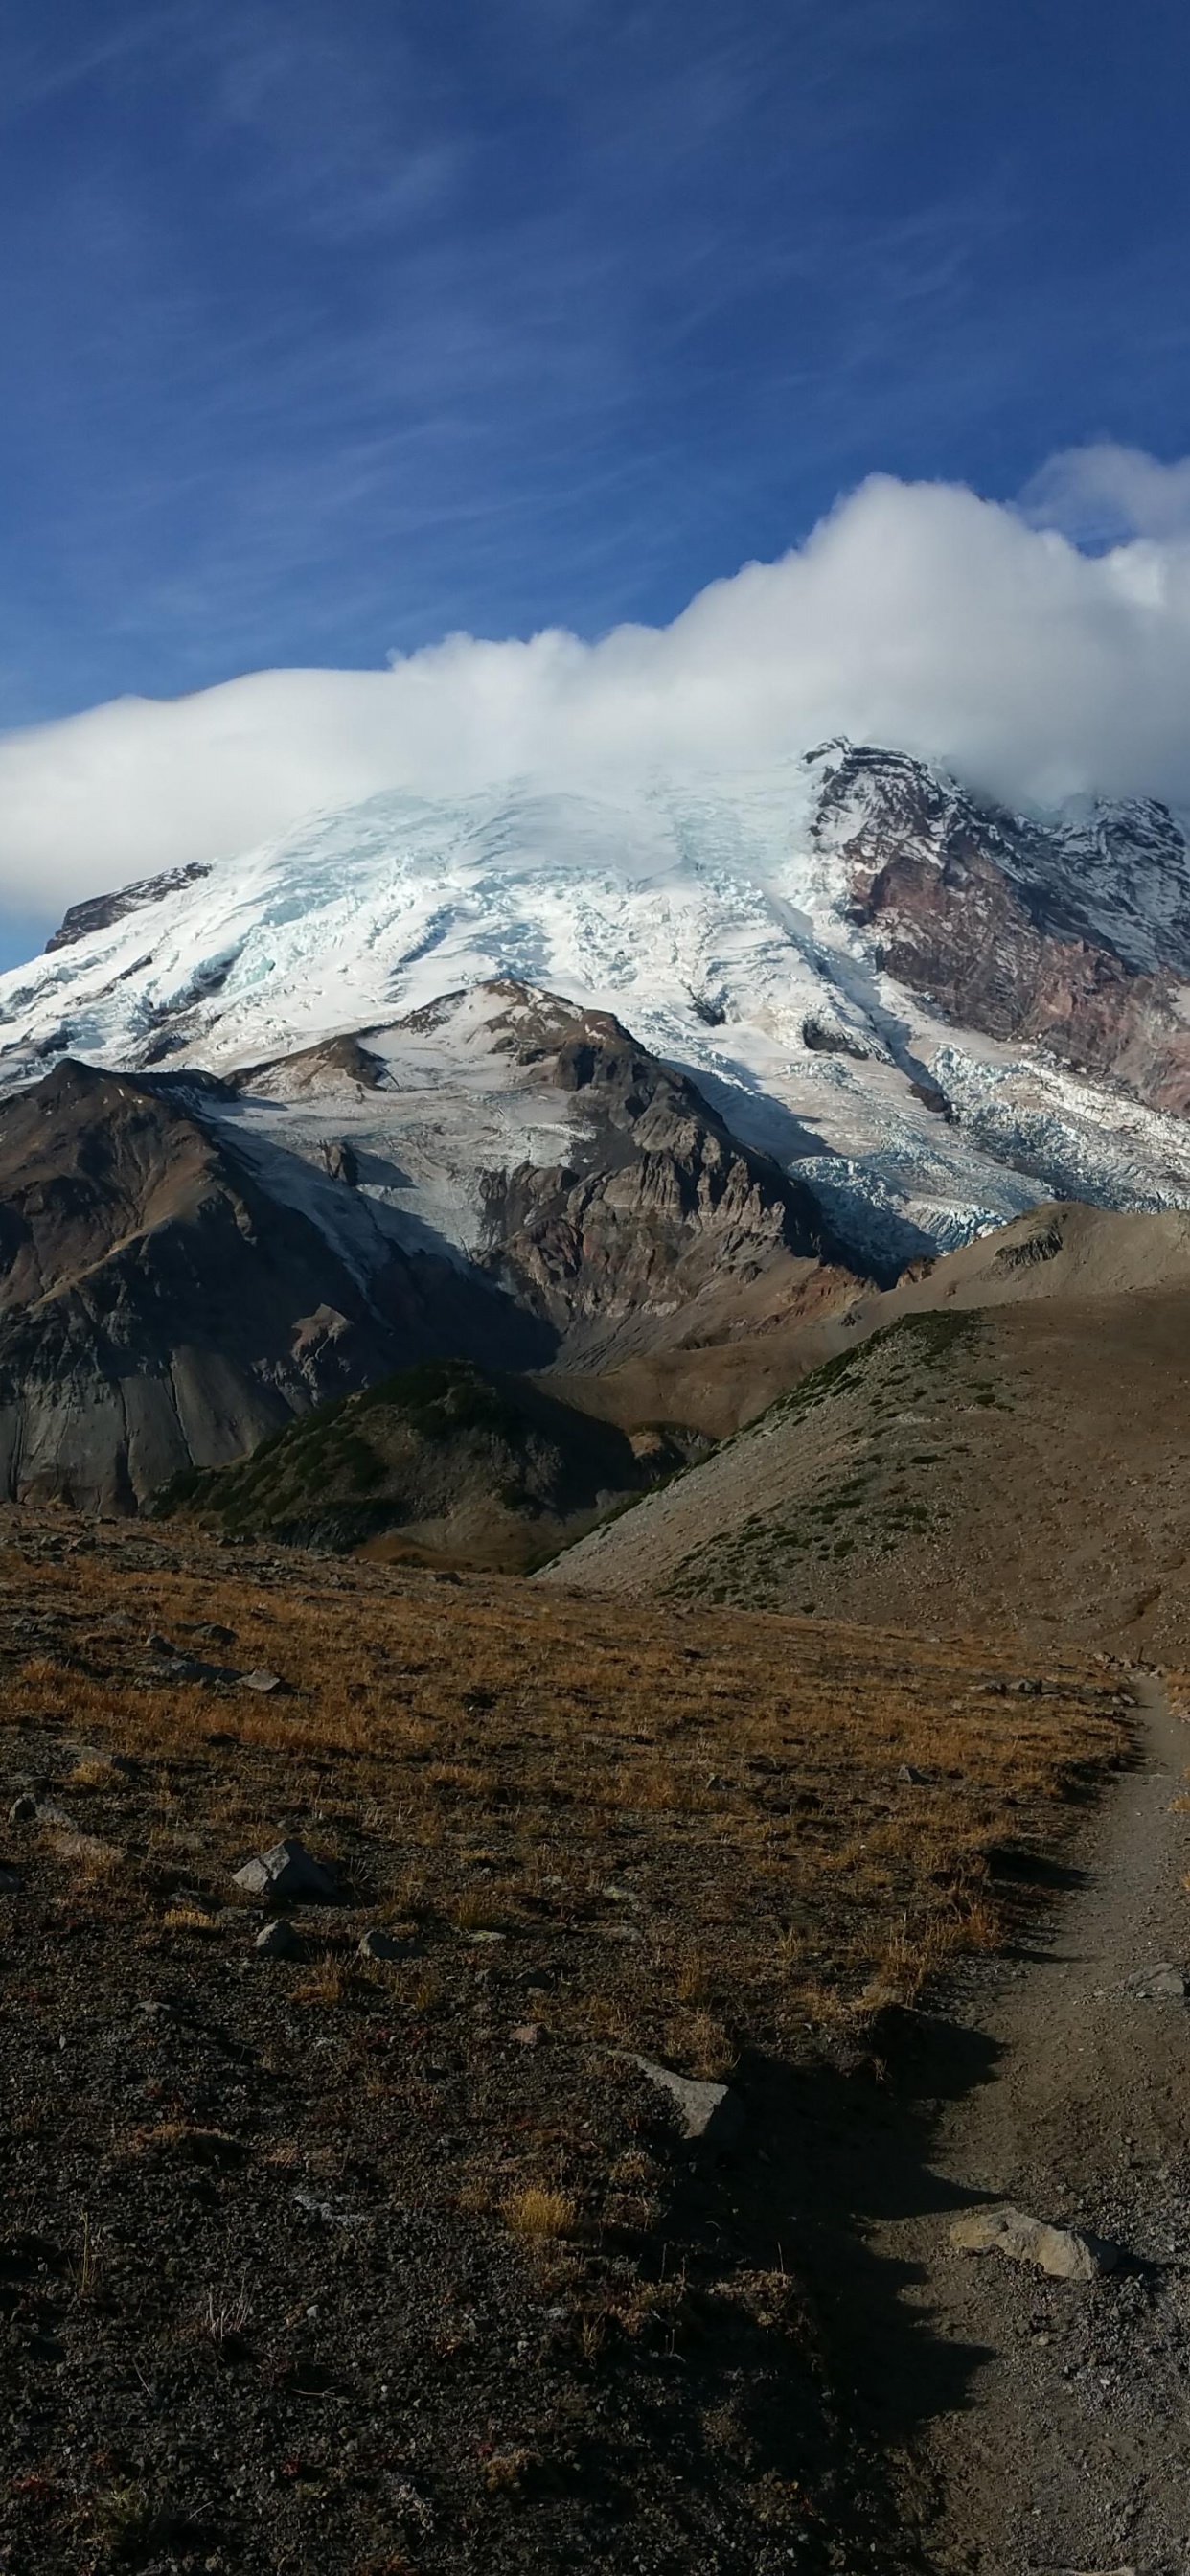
[541,1202,1190,1661]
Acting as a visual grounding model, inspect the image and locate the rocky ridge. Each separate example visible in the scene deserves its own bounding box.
[814,742,1190,1113]
[0,991,847,1510]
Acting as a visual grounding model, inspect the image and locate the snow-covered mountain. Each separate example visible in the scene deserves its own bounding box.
[8,740,1190,1278]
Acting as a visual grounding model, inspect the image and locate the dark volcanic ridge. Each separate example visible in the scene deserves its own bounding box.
[0,990,857,1514]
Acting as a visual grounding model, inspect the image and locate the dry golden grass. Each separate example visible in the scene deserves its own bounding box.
[160,1902,220,1935]
[0,1510,1132,2058]
[503,2185,578,2241]
[290,1956,351,2008]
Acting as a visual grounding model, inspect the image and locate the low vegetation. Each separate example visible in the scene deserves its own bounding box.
[0,1505,1131,2573]
[152,1359,666,1569]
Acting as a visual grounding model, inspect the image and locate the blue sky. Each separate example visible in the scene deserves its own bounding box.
[2,0,1190,738]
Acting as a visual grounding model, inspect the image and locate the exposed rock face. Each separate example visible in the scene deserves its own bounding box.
[472,986,847,1350]
[812,745,1190,1114]
[0,1000,862,1511]
[0,1057,546,1512]
[46,864,212,952]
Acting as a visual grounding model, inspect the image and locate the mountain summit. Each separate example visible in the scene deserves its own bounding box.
[6,742,1190,1279]
[1,741,1190,1507]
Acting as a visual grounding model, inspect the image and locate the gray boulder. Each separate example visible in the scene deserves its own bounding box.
[255,1918,303,1958]
[950,2204,1120,2280]
[233,1839,337,1903]
[629,2054,744,2148]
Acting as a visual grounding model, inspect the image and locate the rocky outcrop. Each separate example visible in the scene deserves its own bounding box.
[0,1058,547,1511]
[811,745,1190,1115]
[0,1008,867,1509]
[46,863,212,952]
[471,986,850,1349]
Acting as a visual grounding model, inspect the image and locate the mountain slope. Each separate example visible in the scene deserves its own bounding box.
[154,1356,683,1569]
[0,996,847,1510]
[540,1205,1190,1659]
[3,741,1190,1513]
[0,1057,548,1511]
[8,745,1190,1279]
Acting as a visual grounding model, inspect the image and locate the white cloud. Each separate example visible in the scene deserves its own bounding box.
[8,456,1190,918]
[1018,441,1190,544]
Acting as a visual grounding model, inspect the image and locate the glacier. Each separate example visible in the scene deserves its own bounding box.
[5,750,1190,1275]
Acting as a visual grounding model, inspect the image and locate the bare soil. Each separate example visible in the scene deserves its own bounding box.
[863,1669,1190,2575]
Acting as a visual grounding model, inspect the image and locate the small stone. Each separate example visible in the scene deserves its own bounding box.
[898,1762,927,1784]
[232,1839,338,1903]
[602,1881,642,1905]
[292,2188,367,2228]
[8,1795,37,1823]
[950,2204,1120,2280]
[511,2022,542,2048]
[255,1919,302,1959]
[465,1928,506,1944]
[240,1669,289,1694]
[69,1745,137,1776]
[356,1928,415,1963]
[629,2054,744,2148]
[145,1633,178,1657]
[1124,1962,1186,2000]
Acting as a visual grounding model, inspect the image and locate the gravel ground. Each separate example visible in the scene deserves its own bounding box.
[862,1672,1190,2574]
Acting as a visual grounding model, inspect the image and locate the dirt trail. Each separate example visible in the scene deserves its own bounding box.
[872,1673,1190,2573]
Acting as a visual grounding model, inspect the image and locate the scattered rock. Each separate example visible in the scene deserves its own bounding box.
[628,2054,744,2148]
[51,1828,120,1869]
[602,1880,643,1905]
[950,2204,1121,2280]
[255,1919,303,1959]
[179,1622,236,1645]
[8,1795,37,1823]
[511,2022,542,2048]
[232,1839,338,1903]
[149,1649,239,1686]
[356,1927,416,1963]
[240,1668,289,1694]
[898,1761,927,1784]
[68,1744,137,1776]
[1124,1961,1186,1999]
[292,2187,368,2228]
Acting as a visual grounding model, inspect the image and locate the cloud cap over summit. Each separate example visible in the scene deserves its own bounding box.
[7,456,1190,915]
